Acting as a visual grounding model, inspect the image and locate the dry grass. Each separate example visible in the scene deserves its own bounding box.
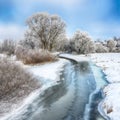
[15,46,57,64]
[103,103,113,114]
[0,57,40,101]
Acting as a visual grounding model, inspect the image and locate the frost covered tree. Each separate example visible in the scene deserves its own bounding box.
[25,12,66,51]
[54,34,68,51]
[107,39,117,52]
[0,39,16,55]
[95,42,109,53]
[71,30,95,54]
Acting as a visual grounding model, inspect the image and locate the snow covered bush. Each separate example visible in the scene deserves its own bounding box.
[70,30,95,54]
[115,47,120,52]
[0,39,16,55]
[0,57,40,101]
[95,43,109,53]
[15,46,57,64]
[25,12,66,51]
[15,45,27,60]
[107,40,117,52]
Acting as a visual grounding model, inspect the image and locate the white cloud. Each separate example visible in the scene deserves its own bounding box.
[0,24,25,41]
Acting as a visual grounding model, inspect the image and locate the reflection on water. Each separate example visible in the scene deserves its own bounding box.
[63,61,96,120]
[77,61,90,74]
[42,81,67,108]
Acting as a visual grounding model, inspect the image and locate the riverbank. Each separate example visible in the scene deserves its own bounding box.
[91,53,120,120]
[0,55,69,120]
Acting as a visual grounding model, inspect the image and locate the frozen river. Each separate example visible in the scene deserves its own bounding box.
[2,58,108,120]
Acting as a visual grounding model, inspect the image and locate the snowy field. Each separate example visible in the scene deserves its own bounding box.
[91,53,120,120]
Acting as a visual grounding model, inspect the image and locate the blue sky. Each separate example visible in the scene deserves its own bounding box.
[0,0,120,40]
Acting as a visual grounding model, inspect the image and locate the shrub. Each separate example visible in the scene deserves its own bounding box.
[15,46,57,64]
[15,45,27,60]
[0,39,16,55]
[107,40,117,52]
[95,43,109,53]
[0,57,40,101]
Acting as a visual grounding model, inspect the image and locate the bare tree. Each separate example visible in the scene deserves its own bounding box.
[71,30,95,54]
[25,12,66,51]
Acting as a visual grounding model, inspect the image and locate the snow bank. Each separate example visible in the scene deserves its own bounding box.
[59,53,90,62]
[28,59,68,82]
[91,53,120,120]
[102,83,120,120]
[91,53,120,83]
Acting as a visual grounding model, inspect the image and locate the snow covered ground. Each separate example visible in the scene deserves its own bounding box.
[28,59,68,82]
[91,53,120,120]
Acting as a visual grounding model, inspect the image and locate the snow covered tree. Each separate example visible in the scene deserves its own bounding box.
[95,43,109,53]
[71,30,95,54]
[107,40,117,52]
[54,34,68,51]
[0,39,16,55]
[25,12,66,51]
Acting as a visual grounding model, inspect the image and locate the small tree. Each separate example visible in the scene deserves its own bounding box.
[25,12,66,51]
[107,39,117,52]
[0,39,16,55]
[18,39,36,50]
[71,30,95,54]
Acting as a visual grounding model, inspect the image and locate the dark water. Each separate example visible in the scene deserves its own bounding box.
[3,60,108,120]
